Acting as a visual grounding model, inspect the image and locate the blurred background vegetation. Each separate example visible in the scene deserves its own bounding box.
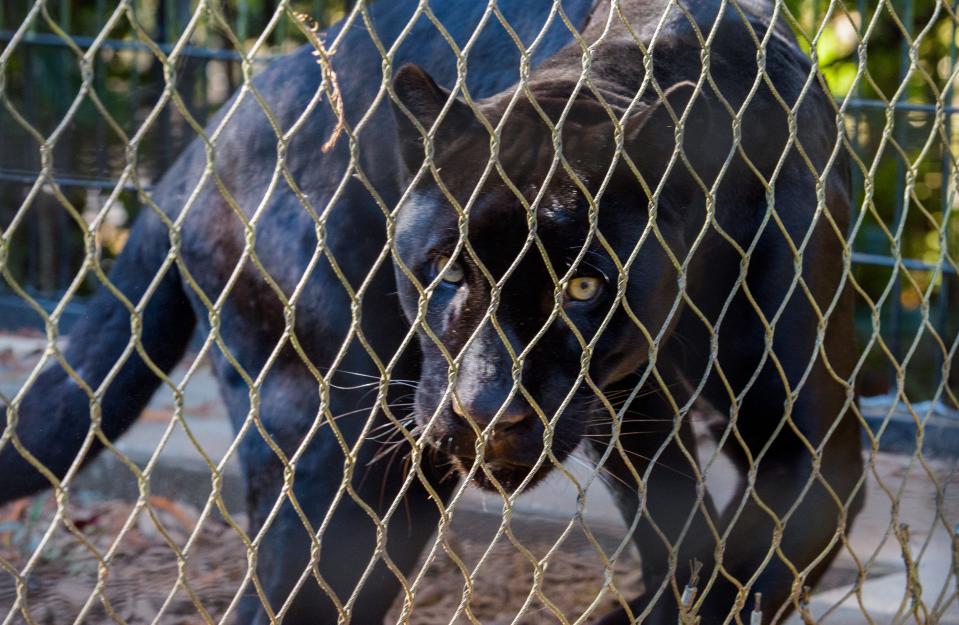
[0,0,955,405]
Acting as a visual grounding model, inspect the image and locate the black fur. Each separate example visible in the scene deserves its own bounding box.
[390,0,863,623]
[0,1,594,623]
[1,0,863,623]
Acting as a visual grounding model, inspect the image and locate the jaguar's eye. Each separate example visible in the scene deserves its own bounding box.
[565,276,601,302]
[434,255,465,284]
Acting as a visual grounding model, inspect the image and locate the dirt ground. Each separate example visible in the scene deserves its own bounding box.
[2,448,958,625]
[0,494,642,625]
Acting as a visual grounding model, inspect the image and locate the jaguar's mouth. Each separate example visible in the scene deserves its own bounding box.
[455,457,549,493]
[444,445,557,494]
[414,396,583,493]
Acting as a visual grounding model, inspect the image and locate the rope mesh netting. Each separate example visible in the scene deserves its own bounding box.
[0,1,956,624]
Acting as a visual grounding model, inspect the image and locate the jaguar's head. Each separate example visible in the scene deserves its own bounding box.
[389,64,714,492]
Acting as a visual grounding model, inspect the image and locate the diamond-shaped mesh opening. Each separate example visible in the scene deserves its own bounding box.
[0,1,957,625]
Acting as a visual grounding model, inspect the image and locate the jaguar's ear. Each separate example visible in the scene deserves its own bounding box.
[392,64,478,174]
[625,81,722,195]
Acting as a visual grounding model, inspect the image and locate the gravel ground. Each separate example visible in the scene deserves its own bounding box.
[0,495,642,625]
[1,455,957,625]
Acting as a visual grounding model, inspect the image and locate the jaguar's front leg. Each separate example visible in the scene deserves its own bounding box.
[589,373,721,625]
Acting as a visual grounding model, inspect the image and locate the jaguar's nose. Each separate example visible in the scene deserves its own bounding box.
[451,393,530,431]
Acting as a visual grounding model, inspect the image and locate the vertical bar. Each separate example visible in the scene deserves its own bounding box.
[24,11,39,293]
[276,0,288,50]
[1,1,9,288]
[128,7,143,238]
[55,0,71,293]
[199,0,209,124]
[262,1,271,50]
[156,0,172,170]
[234,0,249,95]
[935,3,958,402]
[94,0,106,179]
[23,2,45,297]
[848,0,870,394]
[130,23,142,138]
[91,0,107,296]
[887,0,914,390]
[166,0,177,42]
[171,0,185,152]
[58,0,70,31]
[238,0,249,44]
[178,0,196,127]
[849,0,867,241]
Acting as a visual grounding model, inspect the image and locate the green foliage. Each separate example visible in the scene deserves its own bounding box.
[777,0,958,400]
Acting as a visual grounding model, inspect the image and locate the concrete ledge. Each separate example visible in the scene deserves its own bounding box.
[861,395,959,458]
[73,451,246,514]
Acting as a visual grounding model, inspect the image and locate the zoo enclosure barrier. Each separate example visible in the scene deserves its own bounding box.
[0,0,957,624]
